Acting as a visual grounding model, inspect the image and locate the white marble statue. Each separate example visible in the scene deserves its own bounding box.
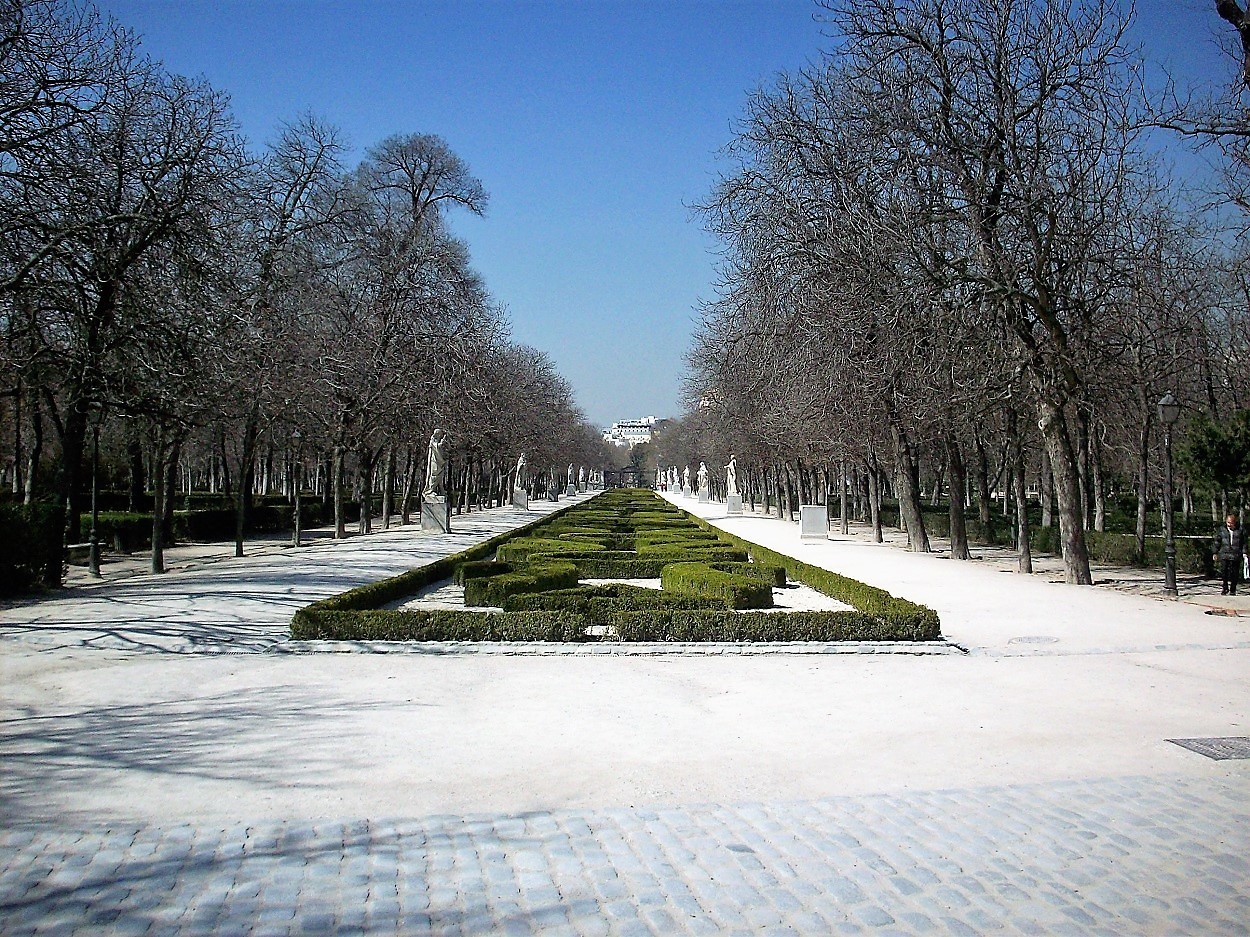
[424,429,448,497]
[515,453,527,488]
[697,462,709,489]
[568,463,575,486]
[683,466,691,489]
[725,455,738,497]
[579,466,586,487]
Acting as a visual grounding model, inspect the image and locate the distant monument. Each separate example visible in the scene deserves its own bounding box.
[512,453,529,510]
[566,463,576,496]
[726,454,742,514]
[578,465,586,492]
[697,462,710,502]
[422,429,450,532]
[682,465,692,497]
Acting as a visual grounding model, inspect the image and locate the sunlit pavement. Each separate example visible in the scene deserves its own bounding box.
[2,489,1248,935]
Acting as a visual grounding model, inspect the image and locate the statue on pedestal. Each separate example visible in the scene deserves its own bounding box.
[725,455,738,497]
[697,462,709,490]
[578,466,586,489]
[424,429,448,498]
[683,466,691,489]
[514,453,527,489]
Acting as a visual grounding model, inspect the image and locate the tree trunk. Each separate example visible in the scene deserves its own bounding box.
[947,435,971,560]
[233,407,260,558]
[973,431,992,529]
[867,455,883,543]
[382,447,396,529]
[1135,419,1150,564]
[23,392,41,505]
[1092,429,1106,533]
[1040,446,1053,528]
[358,446,373,535]
[888,407,930,552]
[162,436,181,547]
[127,429,145,512]
[1008,412,1031,574]
[1076,408,1091,530]
[400,448,415,524]
[11,380,23,497]
[1037,399,1093,584]
[839,460,849,535]
[333,445,346,538]
[151,425,169,574]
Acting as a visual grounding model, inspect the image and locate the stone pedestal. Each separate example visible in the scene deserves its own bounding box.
[727,494,743,515]
[698,486,710,503]
[682,486,691,498]
[548,490,559,501]
[799,504,826,539]
[511,487,529,510]
[565,485,576,497]
[421,497,450,533]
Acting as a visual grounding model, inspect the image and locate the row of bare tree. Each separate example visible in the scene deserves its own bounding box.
[0,0,609,575]
[671,0,1250,584]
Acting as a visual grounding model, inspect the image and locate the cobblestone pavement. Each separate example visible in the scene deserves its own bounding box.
[3,773,1248,936]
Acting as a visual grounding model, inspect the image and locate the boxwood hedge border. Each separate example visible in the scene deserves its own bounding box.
[289,490,943,644]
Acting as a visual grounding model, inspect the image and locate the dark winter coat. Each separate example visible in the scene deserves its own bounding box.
[1213,524,1247,560]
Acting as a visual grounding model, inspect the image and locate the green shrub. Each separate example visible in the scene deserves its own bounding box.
[709,561,787,588]
[80,511,150,552]
[496,537,605,563]
[527,550,674,578]
[504,584,726,614]
[661,562,774,610]
[453,560,514,585]
[290,609,587,642]
[463,561,580,607]
[609,609,940,642]
[683,514,940,638]
[291,495,592,634]
[634,529,718,547]
[637,542,749,563]
[0,502,63,594]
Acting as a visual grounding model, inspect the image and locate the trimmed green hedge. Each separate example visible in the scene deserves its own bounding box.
[463,561,579,607]
[709,561,787,588]
[290,610,587,642]
[290,489,943,644]
[453,560,513,586]
[503,584,727,614]
[611,609,939,642]
[496,537,605,563]
[661,562,774,610]
[683,513,941,638]
[0,502,63,594]
[291,496,592,633]
[527,550,676,579]
[636,542,749,562]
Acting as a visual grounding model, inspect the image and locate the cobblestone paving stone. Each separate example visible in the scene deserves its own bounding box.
[3,773,1248,935]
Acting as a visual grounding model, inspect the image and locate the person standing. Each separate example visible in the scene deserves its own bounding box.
[1212,514,1247,595]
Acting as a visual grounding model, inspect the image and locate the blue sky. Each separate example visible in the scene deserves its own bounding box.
[102,0,1233,428]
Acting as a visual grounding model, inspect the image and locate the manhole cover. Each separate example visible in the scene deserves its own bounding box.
[1007,636,1060,645]
[1167,737,1250,760]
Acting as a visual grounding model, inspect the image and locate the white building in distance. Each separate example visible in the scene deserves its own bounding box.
[603,416,658,447]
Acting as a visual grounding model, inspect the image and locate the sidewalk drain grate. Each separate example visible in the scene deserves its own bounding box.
[1008,636,1060,645]
[1167,737,1250,760]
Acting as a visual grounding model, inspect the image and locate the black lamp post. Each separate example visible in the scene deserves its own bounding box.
[291,429,303,548]
[88,403,103,578]
[1158,392,1181,597]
